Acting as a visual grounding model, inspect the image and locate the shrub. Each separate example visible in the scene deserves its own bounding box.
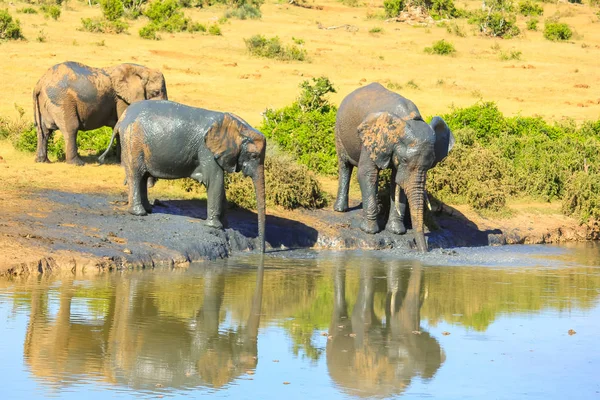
[424,39,456,55]
[145,0,181,22]
[81,17,129,33]
[470,10,520,38]
[384,0,404,17]
[446,21,466,37]
[518,0,543,16]
[122,0,147,18]
[526,17,538,30]
[36,29,46,42]
[562,171,600,223]
[244,35,307,62]
[543,22,572,41]
[188,22,206,32]
[0,9,25,40]
[499,49,522,60]
[369,26,383,33]
[100,0,124,21]
[139,23,160,39]
[17,7,38,14]
[430,0,460,18]
[224,3,261,19]
[260,77,337,175]
[41,4,61,20]
[567,0,582,3]
[225,151,328,210]
[208,23,221,35]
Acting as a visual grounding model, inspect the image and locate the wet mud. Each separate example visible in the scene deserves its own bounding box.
[1,189,597,276]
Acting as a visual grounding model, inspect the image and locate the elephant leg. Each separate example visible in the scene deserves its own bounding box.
[357,154,381,234]
[334,147,353,212]
[386,168,407,235]
[140,174,153,213]
[35,126,52,163]
[115,133,121,164]
[127,169,147,216]
[57,121,84,166]
[194,163,225,229]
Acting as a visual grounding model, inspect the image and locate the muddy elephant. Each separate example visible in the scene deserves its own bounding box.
[334,82,454,252]
[33,61,168,165]
[101,100,266,253]
[327,255,445,398]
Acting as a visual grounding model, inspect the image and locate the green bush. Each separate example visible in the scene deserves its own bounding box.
[369,26,383,34]
[208,23,221,35]
[122,0,147,18]
[469,10,520,38]
[17,7,38,14]
[224,3,261,19]
[139,23,160,39]
[100,0,124,21]
[41,4,61,20]
[225,151,328,210]
[80,17,129,33]
[145,0,181,22]
[499,49,522,60]
[430,0,460,18]
[543,21,572,41]
[562,171,600,223]
[384,0,404,17]
[260,77,337,175]
[526,17,538,30]
[244,35,307,61]
[518,0,543,16]
[424,39,456,55]
[0,9,25,40]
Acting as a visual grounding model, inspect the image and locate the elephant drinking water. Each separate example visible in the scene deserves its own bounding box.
[333,83,454,252]
[101,100,267,253]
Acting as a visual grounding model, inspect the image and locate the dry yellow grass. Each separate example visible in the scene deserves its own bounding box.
[0,0,599,128]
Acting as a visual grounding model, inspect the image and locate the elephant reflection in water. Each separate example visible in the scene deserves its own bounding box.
[22,262,265,390]
[327,256,445,397]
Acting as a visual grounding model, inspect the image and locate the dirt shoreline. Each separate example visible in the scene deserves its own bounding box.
[1,187,597,276]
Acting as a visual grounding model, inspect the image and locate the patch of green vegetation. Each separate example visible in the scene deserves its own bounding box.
[518,0,543,16]
[224,3,261,19]
[526,17,538,31]
[468,0,519,38]
[369,26,383,33]
[499,49,522,60]
[543,21,572,41]
[424,39,456,55]
[385,0,462,18]
[17,7,38,14]
[406,79,420,89]
[36,29,46,42]
[0,9,25,40]
[259,77,337,175]
[225,151,328,210]
[122,0,147,19]
[41,4,61,20]
[208,23,221,35]
[427,102,600,221]
[445,21,466,37]
[139,0,207,38]
[80,17,129,33]
[340,0,360,6]
[244,35,307,61]
[383,0,404,17]
[13,125,116,161]
[100,0,124,21]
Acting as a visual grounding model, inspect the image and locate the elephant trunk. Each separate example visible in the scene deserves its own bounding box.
[406,172,428,253]
[252,164,266,253]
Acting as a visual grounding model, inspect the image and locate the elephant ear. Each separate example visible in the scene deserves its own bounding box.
[205,113,244,173]
[110,64,148,105]
[430,116,454,168]
[358,112,406,170]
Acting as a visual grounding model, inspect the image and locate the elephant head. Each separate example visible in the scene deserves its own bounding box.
[206,113,267,253]
[108,64,168,114]
[358,112,454,252]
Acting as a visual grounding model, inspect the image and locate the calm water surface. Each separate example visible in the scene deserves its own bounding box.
[1,244,600,399]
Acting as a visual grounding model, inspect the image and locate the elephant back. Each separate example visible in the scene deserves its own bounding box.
[336,83,422,164]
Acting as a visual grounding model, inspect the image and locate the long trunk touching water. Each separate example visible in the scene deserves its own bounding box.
[406,172,427,253]
[252,165,266,253]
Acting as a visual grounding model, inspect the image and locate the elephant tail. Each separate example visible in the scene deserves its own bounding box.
[98,122,120,164]
[33,88,43,137]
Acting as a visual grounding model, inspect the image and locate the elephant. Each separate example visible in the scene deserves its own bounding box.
[100,100,266,253]
[333,82,454,252]
[33,61,168,165]
[326,255,445,398]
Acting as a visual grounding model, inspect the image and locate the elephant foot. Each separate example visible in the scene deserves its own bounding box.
[333,199,348,213]
[386,219,406,235]
[35,155,51,163]
[360,219,380,234]
[142,203,153,213]
[205,218,223,230]
[67,156,85,166]
[128,204,148,216]
[147,177,157,189]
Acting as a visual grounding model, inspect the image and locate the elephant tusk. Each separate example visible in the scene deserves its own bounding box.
[395,185,402,216]
[424,190,432,211]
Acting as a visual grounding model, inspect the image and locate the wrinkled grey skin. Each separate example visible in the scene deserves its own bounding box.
[334,82,454,252]
[33,61,168,165]
[101,100,267,253]
[327,255,445,398]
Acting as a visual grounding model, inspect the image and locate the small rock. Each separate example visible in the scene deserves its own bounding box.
[283,382,291,385]
[320,332,328,336]
[246,370,255,375]
[348,333,356,338]
[442,331,451,336]
[327,335,333,340]
[568,329,576,335]
[0,156,5,163]
[412,330,422,335]
[155,383,163,388]
[123,248,132,254]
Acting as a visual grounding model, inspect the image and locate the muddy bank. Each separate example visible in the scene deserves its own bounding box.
[1,189,597,276]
